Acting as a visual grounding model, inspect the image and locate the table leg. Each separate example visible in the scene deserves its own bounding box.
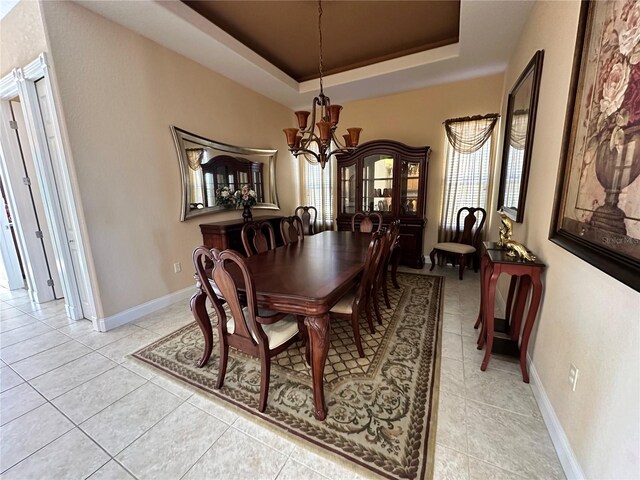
[477,257,493,347]
[505,276,518,324]
[519,273,542,383]
[475,254,489,331]
[481,269,500,371]
[190,290,213,368]
[305,313,330,420]
[510,276,531,342]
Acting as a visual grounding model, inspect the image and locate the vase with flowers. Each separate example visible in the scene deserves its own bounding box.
[234,186,258,222]
[215,186,236,209]
[583,0,640,234]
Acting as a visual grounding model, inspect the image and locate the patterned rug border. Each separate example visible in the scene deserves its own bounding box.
[130,272,445,480]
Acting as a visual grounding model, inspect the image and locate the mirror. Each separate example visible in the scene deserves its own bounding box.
[171,126,279,221]
[497,50,544,222]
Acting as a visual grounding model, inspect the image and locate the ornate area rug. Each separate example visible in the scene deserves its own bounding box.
[133,273,443,480]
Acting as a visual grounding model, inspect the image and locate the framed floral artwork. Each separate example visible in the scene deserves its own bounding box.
[550,0,640,292]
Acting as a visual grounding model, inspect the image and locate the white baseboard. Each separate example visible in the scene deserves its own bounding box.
[527,354,585,479]
[96,286,194,332]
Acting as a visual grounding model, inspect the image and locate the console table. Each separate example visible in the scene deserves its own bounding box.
[199,216,284,255]
[476,243,545,383]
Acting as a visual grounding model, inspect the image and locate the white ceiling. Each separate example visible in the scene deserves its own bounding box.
[77,0,535,111]
[0,0,20,20]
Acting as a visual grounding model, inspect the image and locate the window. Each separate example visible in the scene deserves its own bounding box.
[300,157,334,231]
[440,115,498,241]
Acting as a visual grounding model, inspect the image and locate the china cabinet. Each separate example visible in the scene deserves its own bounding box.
[202,155,264,207]
[336,140,430,268]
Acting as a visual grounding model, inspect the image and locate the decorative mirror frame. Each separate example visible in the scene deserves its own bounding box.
[171,126,279,221]
[497,50,544,222]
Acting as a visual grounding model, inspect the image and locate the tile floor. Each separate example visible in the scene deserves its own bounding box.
[0,266,564,479]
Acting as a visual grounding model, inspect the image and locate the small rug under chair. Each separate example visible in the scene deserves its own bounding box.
[132,273,443,480]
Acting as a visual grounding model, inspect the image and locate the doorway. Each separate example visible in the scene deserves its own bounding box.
[9,96,61,299]
[0,174,25,290]
[0,53,97,325]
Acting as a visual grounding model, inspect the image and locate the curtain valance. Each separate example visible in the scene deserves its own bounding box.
[444,114,499,154]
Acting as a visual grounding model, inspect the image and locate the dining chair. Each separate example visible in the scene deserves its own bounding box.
[241,220,276,257]
[429,207,487,280]
[351,211,383,233]
[294,205,318,236]
[280,216,304,246]
[329,231,385,358]
[374,219,401,314]
[192,246,305,412]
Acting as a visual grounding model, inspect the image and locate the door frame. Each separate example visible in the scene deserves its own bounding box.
[0,53,97,322]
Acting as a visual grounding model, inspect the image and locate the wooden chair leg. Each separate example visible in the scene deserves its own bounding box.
[429,249,437,271]
[390,249,400,289]
[373,290,383,325]
[351,311,365,358]
[382,276,391,308]
[364,297,375,334]
[191,291,213,368]
[258,352,270,412]
[216,339,229,389]
[458,254,467,280]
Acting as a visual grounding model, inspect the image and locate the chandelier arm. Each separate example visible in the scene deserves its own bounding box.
[300,131,321,148]
[293,147,321,163]
[330,131,346,150]
[327,145,351,157]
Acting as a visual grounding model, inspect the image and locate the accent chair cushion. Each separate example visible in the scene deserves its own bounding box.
[225,308,299,349]
[433,242,476,255]
[329,288,356,315]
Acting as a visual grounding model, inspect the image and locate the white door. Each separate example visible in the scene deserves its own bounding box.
[0,178,23,290]
[35,79,90,315]
[11,99,62,298]
[0,99,56,302]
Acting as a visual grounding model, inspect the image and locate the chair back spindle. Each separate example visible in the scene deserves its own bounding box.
[241,221,276,257]
[352,211,383,233]
[294,206,318,236]
[280,216,304,245]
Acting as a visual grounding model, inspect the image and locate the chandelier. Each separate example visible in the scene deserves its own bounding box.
[283,0,362,169]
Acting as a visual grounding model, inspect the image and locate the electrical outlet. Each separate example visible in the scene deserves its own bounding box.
[173,262,182,273]
[568,363,579,392]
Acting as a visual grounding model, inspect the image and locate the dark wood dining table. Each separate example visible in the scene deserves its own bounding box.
[190,230,373,420]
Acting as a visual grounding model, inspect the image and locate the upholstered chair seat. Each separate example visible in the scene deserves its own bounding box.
[329,289,357,315]
[223,308,299,349]
[431,242,476,255]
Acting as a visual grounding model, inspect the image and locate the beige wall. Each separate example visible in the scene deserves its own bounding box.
[0,1,47,78]
[8,2,639,475]
[39,1,298,317]
[339,74,504,258]
[488,1,640,478]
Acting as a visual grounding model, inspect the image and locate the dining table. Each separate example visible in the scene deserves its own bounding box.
[190,230,373,421]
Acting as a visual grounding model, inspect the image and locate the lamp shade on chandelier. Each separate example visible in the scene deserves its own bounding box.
[283,0,362,169]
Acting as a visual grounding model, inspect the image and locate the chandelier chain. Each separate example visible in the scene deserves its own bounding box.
[282,0,361,169]
[318,0,324,95]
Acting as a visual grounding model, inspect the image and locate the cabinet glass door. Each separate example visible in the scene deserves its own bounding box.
[340,163,357,214]
[399,160,420,216]
[362,154,394,213]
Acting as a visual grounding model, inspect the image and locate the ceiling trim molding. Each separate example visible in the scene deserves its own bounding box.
[76,0,535,110]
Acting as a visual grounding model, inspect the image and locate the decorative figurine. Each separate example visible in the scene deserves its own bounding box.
[497,211,537,262]
[497,212,513,248]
